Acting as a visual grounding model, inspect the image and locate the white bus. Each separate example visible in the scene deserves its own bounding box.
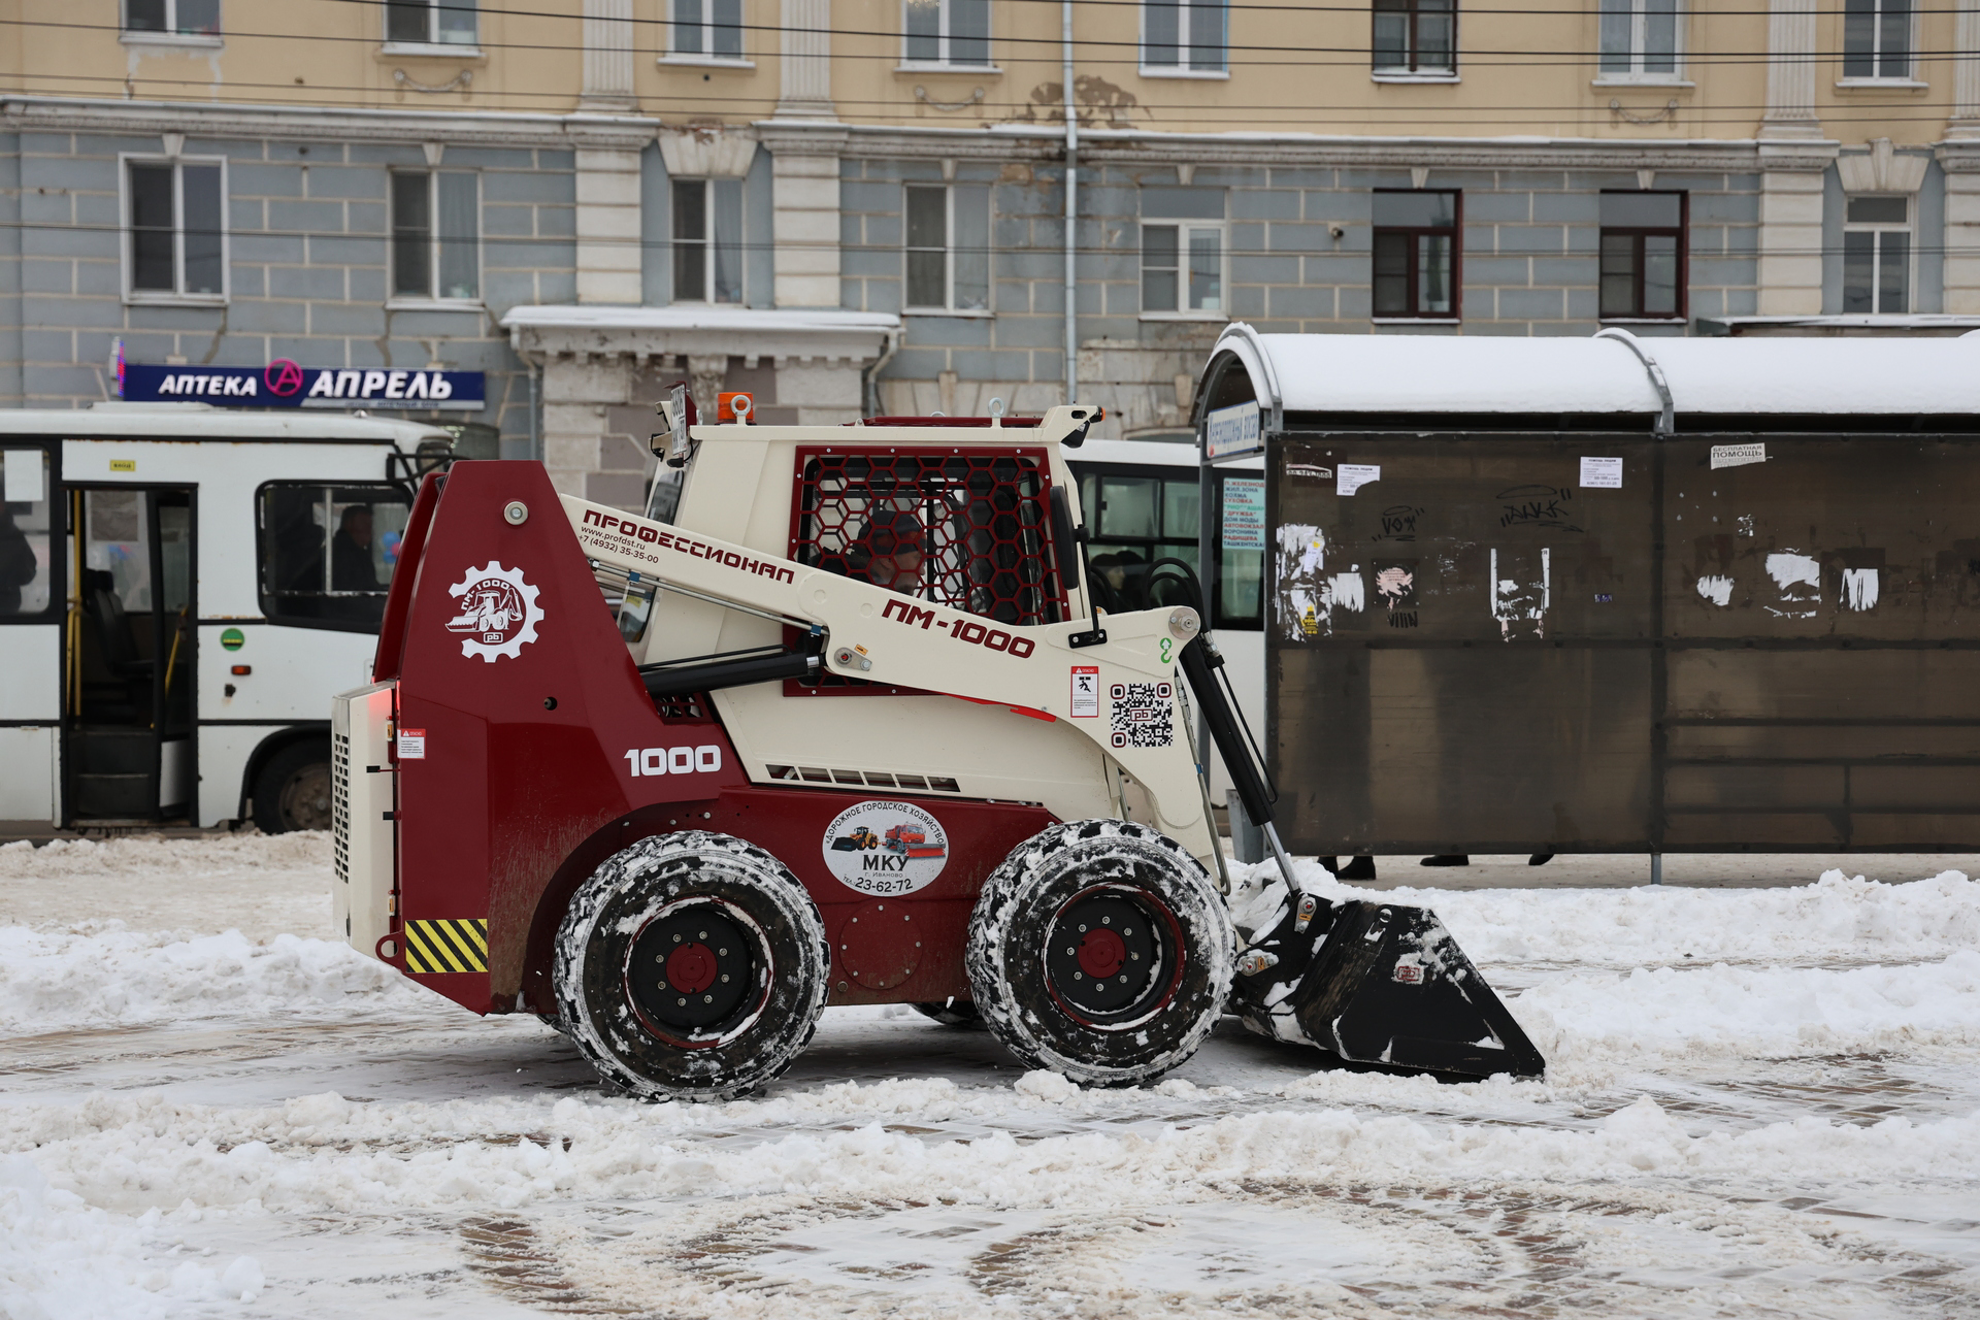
[1064,435,1266,805]
[0,404,449,833]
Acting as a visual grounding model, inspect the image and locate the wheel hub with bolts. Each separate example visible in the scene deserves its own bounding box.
[1045,888,1171,1023]
[628,903,754,1033]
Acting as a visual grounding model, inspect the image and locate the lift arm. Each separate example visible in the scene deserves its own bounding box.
[561,494,1214,861]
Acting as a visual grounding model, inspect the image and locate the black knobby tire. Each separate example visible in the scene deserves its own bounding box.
[911,1000,984,1028]
[252,740,333,834]
[966,819,1234,1087]
[553,831,829,1102]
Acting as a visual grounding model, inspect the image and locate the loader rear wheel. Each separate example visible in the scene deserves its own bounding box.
[553,831,829,1102]
[966,820,1233,1088]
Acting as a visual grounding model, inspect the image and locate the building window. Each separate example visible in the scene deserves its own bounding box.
[125,159,225,302]
[672,0,744,58]
[1598,0,1678,77]
[905,184,991,311]
[386,0,477,45]
[391,171,480,302]
[1599,191,1685,319]
[1843,196,1910,313]
[1843,0,1910,79]
[1142,0,1227,73]
[1142,223,1224,313]
[1372,190,1458,318]
[904,0,989,66]
[1372,0,1455,74]
[125,0,219,35]
[672,179,745,304]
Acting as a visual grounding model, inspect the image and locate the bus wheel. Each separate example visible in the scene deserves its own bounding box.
[554,832,829,1102]
[252,741,333,834]
[966,820,1233,1088]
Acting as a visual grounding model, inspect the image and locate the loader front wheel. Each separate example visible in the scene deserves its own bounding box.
[554,832,829,1102]
[966,820,1233,1088]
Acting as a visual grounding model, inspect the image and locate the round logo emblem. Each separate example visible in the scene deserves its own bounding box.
[821,800,950,896]
[265,359,305,397]
[219,627,245,652]
[444,561,544,662]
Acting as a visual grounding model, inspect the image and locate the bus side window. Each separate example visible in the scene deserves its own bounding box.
[0,449,52,618]
[257,482,413,632]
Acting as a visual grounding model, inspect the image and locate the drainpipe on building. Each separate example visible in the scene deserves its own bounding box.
[861,328,900,419]
[522,351,542,463]
[1062,0,1078,405]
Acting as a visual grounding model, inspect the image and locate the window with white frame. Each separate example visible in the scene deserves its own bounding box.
[125,0,219,36]
[391,171,480,302]
[1598,0,1679,77]
[905,185,990,311]
[1142,0,1227,73]
[672,0,744,59]
[126,158,225,301]
[386,0,477,46]
[1843,0,1910,79]
[904,0,990,66]
[672,179,746,304]
[1843,196,1910,314]
[1372,0,1455,74]
[1141,223,1224,313]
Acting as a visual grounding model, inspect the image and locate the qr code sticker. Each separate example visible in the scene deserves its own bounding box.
[1109,681,1174,749]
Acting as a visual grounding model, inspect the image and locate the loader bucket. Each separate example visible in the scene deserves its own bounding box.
[1229,876,1545,1080]
[1291,900,1544,1079]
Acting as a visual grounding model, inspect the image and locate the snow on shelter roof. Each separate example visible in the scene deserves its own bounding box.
[1208,324,1980,424]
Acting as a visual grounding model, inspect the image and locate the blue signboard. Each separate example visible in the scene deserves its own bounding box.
[121,360,484,411]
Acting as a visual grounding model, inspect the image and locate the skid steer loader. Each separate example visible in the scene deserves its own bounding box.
[332,395,1541,1100]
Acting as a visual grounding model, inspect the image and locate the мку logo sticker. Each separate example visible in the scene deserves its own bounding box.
[444,561,543,662]
[822,800,950,896]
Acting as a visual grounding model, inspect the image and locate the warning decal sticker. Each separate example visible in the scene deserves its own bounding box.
[1109,681,1174,749]
[1070,665,1099,718]
[403,918,489,973]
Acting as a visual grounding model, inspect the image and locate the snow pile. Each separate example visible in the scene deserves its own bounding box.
[0,927,427,1033]
[0,833,333,944]
[1237,862,1980,967]
[0,1153,257,1319]
[8,1087,1980,1222]
[1517,950,1980,1065]
[0,833,327,883]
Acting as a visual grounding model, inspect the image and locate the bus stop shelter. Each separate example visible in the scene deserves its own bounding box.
[1194,325,1980,861]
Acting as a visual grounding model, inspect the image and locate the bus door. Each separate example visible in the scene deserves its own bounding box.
[0,447,60,826]
[64,485,196,823]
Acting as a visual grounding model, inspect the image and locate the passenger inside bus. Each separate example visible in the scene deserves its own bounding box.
[331,505,380,591]
[0,504,33,614]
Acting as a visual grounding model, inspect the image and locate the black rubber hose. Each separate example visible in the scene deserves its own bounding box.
[1141,557,1279,832]
[1177,635,1277,834]
[641,648,819,699]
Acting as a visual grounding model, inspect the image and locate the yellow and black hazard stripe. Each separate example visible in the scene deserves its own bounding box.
[403,918,489,974]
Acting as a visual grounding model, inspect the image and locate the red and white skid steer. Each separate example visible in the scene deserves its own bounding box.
[333,395,1542,1099]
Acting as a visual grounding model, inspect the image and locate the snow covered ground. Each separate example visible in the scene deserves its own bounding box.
[5,836,1980,1318]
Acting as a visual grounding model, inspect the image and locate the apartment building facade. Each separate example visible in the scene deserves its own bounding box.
[4,0,1978,506]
